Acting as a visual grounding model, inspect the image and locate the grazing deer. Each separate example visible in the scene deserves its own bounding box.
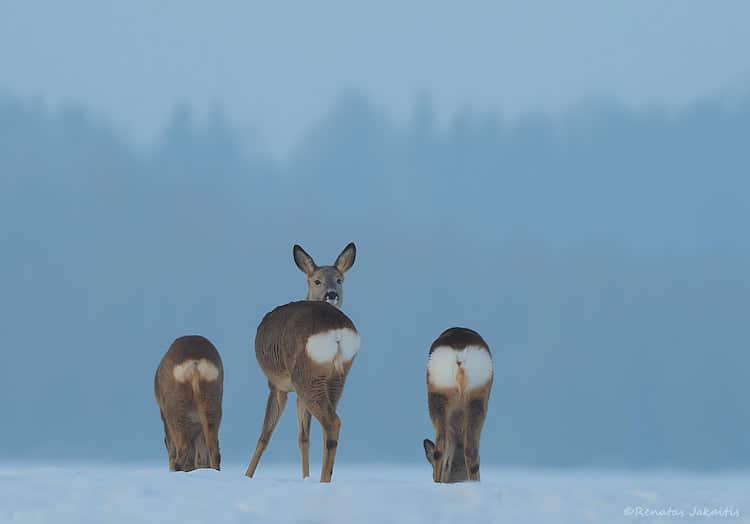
[245,243,358,482]
[423,328,492,482]
[155,335,223,472]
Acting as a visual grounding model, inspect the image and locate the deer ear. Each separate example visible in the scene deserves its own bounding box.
[334,242,356,273]
[423,439,436,464]
[293,244,316,275]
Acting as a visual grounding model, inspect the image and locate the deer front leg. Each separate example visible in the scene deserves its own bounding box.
[245,384,288,477]
[296,397,312,479]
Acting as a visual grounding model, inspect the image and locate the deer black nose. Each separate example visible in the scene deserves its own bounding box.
[325,291,339,301]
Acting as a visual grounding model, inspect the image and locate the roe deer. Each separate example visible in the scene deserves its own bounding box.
[245,301,360,482]
[245,243,358,482]
[155,335,223,471]
[292,242,356,307]
[423,327,492,482]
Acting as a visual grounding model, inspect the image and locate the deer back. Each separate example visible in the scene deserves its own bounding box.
[427,327,493,397]
[155,336,224,409]
[255,301,359,391]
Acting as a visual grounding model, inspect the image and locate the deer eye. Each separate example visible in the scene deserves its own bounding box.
[314,280,321,286]
[336,278,342,284]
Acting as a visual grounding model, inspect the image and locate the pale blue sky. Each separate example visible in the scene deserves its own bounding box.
[2,1,749,154]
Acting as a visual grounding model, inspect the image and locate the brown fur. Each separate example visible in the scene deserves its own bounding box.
[424,327,492,482]
[154,335,223,472]
[245,301,358,482]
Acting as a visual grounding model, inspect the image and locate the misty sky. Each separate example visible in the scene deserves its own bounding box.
[2,1,749,155]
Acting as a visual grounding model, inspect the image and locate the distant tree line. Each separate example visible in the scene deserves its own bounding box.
[0,90,748,468]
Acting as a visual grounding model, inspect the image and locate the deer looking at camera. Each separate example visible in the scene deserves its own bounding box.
[155,335,223,472]
[245,243,357,482]
[423,327,492,482]
[292,242,355,307]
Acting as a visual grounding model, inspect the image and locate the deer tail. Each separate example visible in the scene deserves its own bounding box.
[456,364,467,400]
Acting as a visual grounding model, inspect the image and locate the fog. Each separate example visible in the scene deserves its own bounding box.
[3,1,750,154]
[1,89,748,468]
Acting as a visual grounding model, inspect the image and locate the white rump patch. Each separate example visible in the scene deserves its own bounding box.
[306,328,360,368]
[428,346,493,391]
[172,359,220,383]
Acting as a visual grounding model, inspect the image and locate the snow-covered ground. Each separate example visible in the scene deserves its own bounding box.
[1,463,747,523]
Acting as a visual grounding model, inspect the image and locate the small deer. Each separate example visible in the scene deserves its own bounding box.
[292,242,356,307]
[245,243,358,482]
[423,327,493,482]
[155,335,223,472]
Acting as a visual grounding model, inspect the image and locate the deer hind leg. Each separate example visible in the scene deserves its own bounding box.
[165,436,176,471]
[192,420,220,471]
[245,383,288,477]
[160,411,178,471]
[464,397,487,481]
[318,410,341,483]
[428,392,453,483]
[205,408,221,471]
[193,432,209,469]
[435,432,455,483]
[298,381,341,483]
[194,398,221,471]
[433,428,447,483]
[437,407,465,483]
[194,404,221,471]
[169,422,193,472]
[296,397,312,479]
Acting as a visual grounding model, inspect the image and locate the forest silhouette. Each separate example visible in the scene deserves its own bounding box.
[1,90,748,468]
